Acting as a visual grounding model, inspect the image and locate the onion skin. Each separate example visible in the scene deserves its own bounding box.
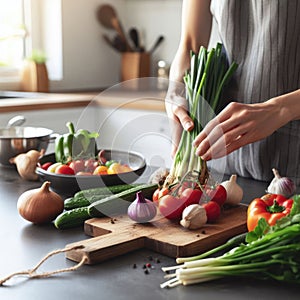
[127,191,157,223]
[17,181,64,224]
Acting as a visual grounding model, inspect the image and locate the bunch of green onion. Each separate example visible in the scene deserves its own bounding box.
[165,43,238,186]
[160,195,300,288]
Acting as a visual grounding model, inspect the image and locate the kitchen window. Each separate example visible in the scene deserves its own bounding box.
[0,0,26,81]
[0,0,62,90]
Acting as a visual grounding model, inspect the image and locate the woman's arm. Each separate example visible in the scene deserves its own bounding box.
[166,0,212,157]
[193,89,300,160]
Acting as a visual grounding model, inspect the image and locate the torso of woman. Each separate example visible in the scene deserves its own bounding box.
[209,0,300,185]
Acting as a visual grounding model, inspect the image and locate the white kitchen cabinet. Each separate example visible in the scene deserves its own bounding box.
[92,106,172,169]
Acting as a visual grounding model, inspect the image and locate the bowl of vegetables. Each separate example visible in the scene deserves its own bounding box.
[36,149,147,196]
[36,122,146,196]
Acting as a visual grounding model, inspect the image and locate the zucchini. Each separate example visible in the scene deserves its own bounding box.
[64,183,141,210]
[54,183,158,229]
[54,207,91,229]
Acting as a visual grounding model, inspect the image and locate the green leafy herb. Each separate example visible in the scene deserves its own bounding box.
[161,195,300,288]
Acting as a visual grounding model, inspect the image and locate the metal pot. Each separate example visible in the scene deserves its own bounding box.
[0,116,56,165]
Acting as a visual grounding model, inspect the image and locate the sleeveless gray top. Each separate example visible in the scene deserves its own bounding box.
[208,0,300,185]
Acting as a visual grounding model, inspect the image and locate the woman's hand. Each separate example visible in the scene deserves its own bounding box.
[165,81,194,158]
[193,100,286,160]
[164,0,212,157]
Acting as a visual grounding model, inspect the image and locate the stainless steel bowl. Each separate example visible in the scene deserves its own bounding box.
[0,126,55,165]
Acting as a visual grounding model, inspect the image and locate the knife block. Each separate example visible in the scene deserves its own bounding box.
[121,52,150,82]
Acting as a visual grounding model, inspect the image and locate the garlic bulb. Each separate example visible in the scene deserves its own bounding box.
[127,191,157,223]
[267,168,296,198]
[221,174,243,206]
[17,181,64,224]
[180,204,207,230]
[9,149,45,181]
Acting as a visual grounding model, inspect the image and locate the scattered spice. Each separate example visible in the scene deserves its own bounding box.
[132,256,163,275]
[201,230,206,234]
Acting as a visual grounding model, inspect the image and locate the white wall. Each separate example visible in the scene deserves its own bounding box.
[50,0,182,91]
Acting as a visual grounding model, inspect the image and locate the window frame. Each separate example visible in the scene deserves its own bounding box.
[0,0,62,90]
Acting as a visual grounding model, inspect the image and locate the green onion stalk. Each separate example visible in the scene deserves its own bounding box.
[160,211,300,288]
[164,43,238,187]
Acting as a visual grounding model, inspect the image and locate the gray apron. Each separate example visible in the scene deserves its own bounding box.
[208,0,300,185]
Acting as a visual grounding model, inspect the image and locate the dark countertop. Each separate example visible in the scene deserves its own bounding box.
[0,164,300,300]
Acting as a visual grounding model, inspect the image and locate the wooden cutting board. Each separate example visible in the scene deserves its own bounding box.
[65,204,248,265]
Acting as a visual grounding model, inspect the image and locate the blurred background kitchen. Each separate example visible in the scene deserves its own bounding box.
[1,0,192,170]
[0,0,182,92]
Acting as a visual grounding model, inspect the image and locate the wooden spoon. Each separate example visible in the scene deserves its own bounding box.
[129,27,140,51]
[149,36,165,54]
[96,4,132,51]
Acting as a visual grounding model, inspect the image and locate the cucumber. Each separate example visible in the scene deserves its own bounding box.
[54,183,158,229]
[54,207,92,229]
[88,183,158,217]
[74,183,141,200]
[64,183,141,210]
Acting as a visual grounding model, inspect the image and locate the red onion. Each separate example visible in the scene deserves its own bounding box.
[127,191,157,223]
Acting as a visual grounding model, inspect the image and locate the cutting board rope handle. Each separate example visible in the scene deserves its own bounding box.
[0,245,87,286]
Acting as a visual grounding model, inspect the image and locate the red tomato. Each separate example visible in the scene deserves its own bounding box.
[69,160,85,173]
[205,185,227,207]
[41,162,52,171]
[158,195,185,220]
[55,164,75,175]
[84,159,98,173]
[180,188,203,206]
[202,201,221,223]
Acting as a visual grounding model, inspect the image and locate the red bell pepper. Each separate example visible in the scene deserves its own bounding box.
[247,193,293,231]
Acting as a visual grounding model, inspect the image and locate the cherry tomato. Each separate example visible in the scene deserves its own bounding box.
[41,162,52,171]
[55,164,75,175]
[158,195,185,220]
[202,201,221,223]
[152,188,160,202]
[107,162,124,174]
[47,162,62,173]
[93,165,108,175]
[69,160,85,173]
[205,185,227,207]
[84,159,98,173]
[120,164,133,173]
[152,187,171,204]
[105,160,117,168]
[180,188,203,206]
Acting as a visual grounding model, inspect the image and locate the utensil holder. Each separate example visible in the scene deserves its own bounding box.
[20,61,49,92]
[121,52,150,82]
